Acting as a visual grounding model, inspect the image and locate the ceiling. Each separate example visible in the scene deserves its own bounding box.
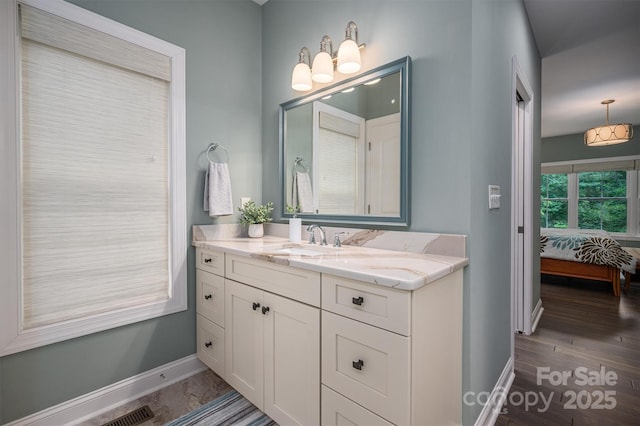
[523,0,640,138]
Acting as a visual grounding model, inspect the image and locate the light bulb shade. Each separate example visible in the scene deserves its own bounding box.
[311,51,334,83]
[337,39,361,74]
[584,123,633,146]
[291,62,312,91]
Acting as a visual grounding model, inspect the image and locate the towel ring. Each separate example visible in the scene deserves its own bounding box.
[207,143,229,163]
[294,157,309,173]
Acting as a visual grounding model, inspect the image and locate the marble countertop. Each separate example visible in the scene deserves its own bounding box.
[193,235,468,291]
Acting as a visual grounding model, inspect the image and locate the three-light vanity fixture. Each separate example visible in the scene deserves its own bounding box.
[584,99,634,146]
[291,21,365,92]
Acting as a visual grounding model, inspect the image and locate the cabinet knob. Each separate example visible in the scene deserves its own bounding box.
[352,359,364,370]
[205,341,212,348]
[204,258,212,263]
[252,302,261,311]
[262,306,270,315]
[204,294,212,300]
[352,296,364,306]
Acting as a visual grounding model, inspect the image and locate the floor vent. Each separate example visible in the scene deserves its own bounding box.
[101,405,154,426]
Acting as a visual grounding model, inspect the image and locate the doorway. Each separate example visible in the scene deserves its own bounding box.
[511,57,537,336]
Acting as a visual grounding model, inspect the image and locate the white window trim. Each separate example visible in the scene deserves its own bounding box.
[0,0,186,356]
[541,155,640,241]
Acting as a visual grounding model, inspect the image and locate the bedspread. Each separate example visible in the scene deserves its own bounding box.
[540,228,636,274]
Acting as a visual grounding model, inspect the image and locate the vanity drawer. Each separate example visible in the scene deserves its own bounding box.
[322,311,410,425]
[225,254,320,307]
[196,269,224,326]
[322,274,411,336]
[196,248,225,276]
[321,385,394,426]
[196,314,225,379]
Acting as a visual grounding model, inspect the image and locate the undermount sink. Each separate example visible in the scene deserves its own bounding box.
[265,243,341,257]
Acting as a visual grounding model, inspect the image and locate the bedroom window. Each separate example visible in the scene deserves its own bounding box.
[541,173,568,228]
[0,0,186,355]
[577,171,627,232]
[541,157,640,238]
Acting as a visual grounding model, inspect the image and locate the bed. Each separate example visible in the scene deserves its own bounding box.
[540,228,636,297]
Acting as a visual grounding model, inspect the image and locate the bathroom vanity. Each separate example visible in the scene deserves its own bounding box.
[193,225,467,426]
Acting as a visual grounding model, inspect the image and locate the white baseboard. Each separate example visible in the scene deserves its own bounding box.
[530,299,544,334]
[6,354,207,426]
[474,357,515,426]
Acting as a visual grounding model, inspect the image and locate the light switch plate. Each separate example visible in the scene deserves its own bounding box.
[488,185,501,209]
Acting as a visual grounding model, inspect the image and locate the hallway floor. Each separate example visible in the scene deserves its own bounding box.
[497,277,640,425]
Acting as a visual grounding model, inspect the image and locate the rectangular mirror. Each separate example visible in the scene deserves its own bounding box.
[279,56,411,226]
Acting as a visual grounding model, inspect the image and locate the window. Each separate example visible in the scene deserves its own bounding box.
[541,173,568,228]
[541,157,640,238]
[577,171,627,232]
[0,0,186,355]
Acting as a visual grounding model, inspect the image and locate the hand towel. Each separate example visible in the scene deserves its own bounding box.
[292,171,314,213]
[204,162,233,216]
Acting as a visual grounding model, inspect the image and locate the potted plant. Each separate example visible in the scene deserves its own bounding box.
[238,201,274,238]
[286,204,302,242]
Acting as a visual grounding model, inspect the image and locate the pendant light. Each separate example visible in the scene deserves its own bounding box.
[584,99,634,146]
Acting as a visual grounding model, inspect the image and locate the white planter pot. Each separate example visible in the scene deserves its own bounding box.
[248,223,264,238]
[289,218,302,242]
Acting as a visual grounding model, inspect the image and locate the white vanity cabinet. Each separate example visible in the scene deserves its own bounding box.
[321,271,463,426]
[195,248,226,379]
[224,255,321,426]
[194,241,464,426]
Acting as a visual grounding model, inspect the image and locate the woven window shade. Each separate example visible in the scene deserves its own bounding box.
[20,10,170,329]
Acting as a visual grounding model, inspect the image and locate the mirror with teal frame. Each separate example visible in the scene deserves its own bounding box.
[279,56,411,226]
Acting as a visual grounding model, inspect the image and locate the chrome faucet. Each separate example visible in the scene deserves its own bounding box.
[306,224,327,245]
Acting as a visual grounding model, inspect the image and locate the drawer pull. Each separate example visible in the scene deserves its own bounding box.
[204,294,212,300]
[203,258,212,263]
[205,341,212,348]
[252,302,261,311]
[352,359,364,370]
[352,296,364,306]
[262,306,270,315]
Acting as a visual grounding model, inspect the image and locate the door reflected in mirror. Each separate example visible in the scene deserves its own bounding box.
[280,56,410,226]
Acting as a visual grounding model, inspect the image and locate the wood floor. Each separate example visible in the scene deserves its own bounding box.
[496,276,640,425]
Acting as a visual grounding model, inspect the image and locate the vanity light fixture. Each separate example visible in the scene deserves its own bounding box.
[584,99,634,146]
[312,35,335,83]
[337,21,362,74]
[291,21,365,91]
[291,47,312,91]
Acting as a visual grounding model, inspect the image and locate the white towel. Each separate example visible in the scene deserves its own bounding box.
[204,162,233,216]
[292,171,314,213]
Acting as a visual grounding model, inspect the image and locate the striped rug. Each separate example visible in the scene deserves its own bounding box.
[166,390,276,426]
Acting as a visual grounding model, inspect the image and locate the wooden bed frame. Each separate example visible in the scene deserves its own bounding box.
[540,257,621,297]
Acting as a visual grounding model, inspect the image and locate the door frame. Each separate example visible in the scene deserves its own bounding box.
[511,56,534,337]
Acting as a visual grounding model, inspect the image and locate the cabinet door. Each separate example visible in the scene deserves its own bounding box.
[225,280,264,410]
[263,292,320,426]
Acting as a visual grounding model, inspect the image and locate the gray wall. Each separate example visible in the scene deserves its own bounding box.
[261,0,541,424]
[542,126,639,162]
[0,0,262,423]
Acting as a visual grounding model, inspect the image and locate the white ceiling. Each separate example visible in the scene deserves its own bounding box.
[523,0,640,138]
